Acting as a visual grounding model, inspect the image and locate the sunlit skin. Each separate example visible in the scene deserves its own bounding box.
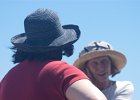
[86,56,114,90]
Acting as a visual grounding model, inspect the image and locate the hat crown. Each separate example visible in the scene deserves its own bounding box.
[80,41,113,57]
[11,8,81,52]
[24,8,62,40]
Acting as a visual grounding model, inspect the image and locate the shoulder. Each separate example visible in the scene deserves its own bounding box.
[47,61,84,72]
[47,61,70,67]
[45,60,88,77]
[116,81,134,89]
[44,61,70,70]
[116,81,134,95]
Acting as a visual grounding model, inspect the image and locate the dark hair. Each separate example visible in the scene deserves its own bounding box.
[11,44,74,64]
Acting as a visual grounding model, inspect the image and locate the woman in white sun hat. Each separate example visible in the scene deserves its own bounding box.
[74,41,134,100]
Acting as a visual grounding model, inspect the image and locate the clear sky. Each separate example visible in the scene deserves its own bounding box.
[0,0,140,99]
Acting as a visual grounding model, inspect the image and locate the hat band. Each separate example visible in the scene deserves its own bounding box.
[26,29,62,40]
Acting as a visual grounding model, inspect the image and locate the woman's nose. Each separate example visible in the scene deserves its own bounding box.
[97,63,105,71]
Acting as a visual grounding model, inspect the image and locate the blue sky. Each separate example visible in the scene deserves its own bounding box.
[0,0,140,99]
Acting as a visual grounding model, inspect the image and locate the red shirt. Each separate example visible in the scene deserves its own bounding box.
[0,60,88,100]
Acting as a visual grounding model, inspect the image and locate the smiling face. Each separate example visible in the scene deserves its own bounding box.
[86,56,111,82]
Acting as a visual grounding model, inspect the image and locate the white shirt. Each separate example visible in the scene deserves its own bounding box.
[102,81,134,100]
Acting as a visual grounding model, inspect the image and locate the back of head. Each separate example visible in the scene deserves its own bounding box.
[10,8,81,63]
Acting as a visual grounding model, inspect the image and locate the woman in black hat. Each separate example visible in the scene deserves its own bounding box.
[0,9,106,100]
[74,41,134,100]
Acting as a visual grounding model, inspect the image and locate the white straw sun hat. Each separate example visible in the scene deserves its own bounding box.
[73,41,127,71]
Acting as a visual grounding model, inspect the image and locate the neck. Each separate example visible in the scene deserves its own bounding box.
[91,79,113,90]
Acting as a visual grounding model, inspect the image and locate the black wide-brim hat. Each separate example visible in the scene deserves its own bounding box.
[11,8,80,52]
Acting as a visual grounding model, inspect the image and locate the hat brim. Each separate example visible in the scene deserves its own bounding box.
[11,25,79,52]
[73,50,127,71]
